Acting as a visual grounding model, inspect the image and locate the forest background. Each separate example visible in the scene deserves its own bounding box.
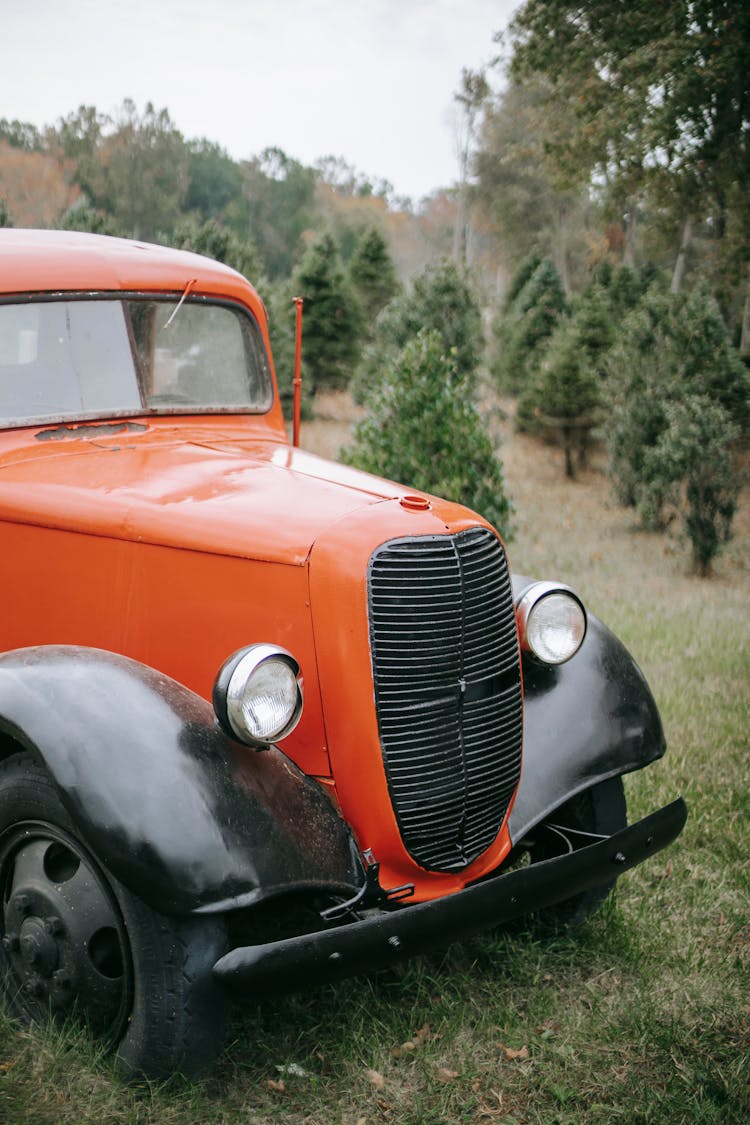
[2,2,750,576]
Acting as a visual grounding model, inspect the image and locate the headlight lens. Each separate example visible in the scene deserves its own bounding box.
[516,583,587,665]
[213,644,303,747]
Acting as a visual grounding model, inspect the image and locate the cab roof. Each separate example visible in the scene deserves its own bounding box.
[0,229,262,312]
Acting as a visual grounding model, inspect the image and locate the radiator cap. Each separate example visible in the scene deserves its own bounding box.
[400,495,431,511]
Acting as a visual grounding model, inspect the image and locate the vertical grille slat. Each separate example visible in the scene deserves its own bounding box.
[368,527,523,872]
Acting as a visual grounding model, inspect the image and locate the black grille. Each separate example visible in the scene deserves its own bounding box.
[368,527,523,871]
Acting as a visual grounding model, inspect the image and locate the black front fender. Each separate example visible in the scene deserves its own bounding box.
[509,577,666,844]
[0,646,363,915]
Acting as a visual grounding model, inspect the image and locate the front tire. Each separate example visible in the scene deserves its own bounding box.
[529,776,627,927]
[0,753,228,1078]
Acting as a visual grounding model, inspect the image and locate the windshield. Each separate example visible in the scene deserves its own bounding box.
[0,296,273,427]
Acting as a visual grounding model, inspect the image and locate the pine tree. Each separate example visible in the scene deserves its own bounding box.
[493,258,569,397]
[352,257,483,402]
[605,283,750,523]
[342,330,513,539]
[604,284,749,570]
[172,218,262,280]
[347,226,399,326]
[291,232,362,393]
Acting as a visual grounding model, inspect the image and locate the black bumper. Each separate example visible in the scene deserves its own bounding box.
[213,797,687,997]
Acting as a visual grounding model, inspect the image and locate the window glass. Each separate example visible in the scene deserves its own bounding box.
[0,297,272,427]
[0,301,140,424]
[128,299,271,410]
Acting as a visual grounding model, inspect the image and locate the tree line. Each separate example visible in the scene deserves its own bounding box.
[2,1,749,575]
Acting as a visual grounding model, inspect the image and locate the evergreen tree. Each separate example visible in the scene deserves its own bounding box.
[342,330,513,539]
[520,312,603,477]
[493,257,569,397]
[641,397,741,575]
[604,284,750,549]
[502,252,544,313]
[291,232,362,393]
[172,218,262,280]
[347,226,399,326]
[58,202,122,236]
[353,257,483,401]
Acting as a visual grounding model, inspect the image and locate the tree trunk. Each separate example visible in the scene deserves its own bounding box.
[670,217,693,293]
[740,266,750,356]
[623,202,638,267]
[452,193,466,263]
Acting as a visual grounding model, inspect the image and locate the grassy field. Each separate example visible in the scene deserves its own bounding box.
[1,396,748,1124]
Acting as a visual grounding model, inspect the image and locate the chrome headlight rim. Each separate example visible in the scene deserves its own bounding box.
[515,581,587,666]
[213,643,303,748]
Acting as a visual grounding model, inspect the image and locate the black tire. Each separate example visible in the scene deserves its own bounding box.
[530,776,627,927]
[0,753,229,1078]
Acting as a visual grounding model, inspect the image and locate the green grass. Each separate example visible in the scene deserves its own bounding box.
[1,430,748,1124]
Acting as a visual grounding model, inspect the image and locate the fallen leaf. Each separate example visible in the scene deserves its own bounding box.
[436,1066,460,1082]
[498,1043,529,1060]
[265,1079,285,1092]
[366,1068,385,1090]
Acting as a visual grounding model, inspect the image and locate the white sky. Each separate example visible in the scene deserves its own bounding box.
[1,0,518,202]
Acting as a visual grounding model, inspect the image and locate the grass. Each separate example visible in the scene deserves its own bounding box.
[1,395,748,1124]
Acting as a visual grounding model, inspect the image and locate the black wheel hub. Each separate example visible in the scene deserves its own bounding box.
[0,823,132,1039]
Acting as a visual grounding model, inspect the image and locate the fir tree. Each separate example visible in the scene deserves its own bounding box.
[342,330,513,539]
[493,258,569,397]
[347,226,399,327]
[291,232,362,393]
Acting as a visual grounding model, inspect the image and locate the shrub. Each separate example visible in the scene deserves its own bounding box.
[492,258,568,397]
[640,397,741,575]
[342,329,513,539]
[604,284,750,528]
[517,280,617,474]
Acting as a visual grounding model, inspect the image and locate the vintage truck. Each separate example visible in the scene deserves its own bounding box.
[0,229,686,1076]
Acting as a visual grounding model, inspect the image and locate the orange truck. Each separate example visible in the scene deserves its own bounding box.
[0,230,686,1076]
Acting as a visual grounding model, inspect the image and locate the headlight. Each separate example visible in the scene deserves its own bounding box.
[213,644,303,748]
[516,582,587,665]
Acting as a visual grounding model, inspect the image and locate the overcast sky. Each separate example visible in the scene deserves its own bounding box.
[2,0,519,202]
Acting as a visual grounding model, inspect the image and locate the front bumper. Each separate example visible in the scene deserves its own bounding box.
[213,797,687,997]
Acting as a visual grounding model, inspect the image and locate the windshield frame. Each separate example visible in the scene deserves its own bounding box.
[0,290,275,431]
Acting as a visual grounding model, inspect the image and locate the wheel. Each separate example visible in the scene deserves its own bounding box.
[529,776,627,927]
[0,753,229,1078]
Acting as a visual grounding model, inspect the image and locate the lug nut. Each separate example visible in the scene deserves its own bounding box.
[45,916,64,938]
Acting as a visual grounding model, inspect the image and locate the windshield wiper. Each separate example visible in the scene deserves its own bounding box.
[163,277,198,329]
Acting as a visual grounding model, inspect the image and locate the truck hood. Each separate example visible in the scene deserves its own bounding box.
[0,421,417,565]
